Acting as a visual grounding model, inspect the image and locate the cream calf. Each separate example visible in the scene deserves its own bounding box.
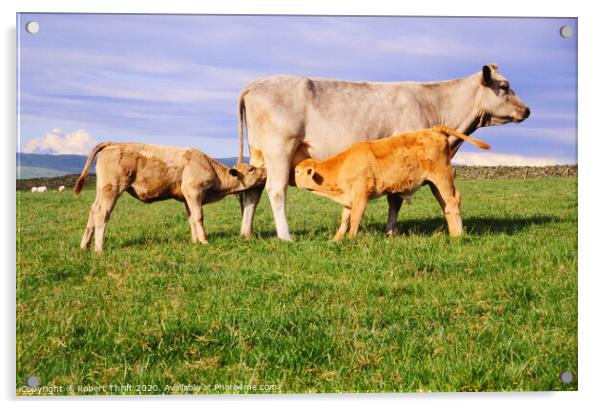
[74,142,266,252]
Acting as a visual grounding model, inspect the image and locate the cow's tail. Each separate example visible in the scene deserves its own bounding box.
[73,142,112,196]
[237,90,247,164]
[434,125,491,150]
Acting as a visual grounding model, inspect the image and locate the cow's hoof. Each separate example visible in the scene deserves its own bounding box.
[385,227,399,237]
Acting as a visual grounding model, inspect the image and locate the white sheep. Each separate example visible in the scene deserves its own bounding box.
[37,186,47,193]
[58,185,66,192]
[31,187,38,192]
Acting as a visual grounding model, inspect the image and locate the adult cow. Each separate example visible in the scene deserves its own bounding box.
[238,64,530,240]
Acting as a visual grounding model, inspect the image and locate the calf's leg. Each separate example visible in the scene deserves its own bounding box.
[428,178,462,237]
[348,195,369,239]
[184,202,198,243]
[184,190,208,244]
[239,186,264,239]
[93,184,123,253]
[80,199,99,249]
[333,206,351,241]
[385,194,404,236]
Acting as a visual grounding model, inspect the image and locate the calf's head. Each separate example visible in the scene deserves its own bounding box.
[477,63,530,126]
[227,163,267,190]
[294,159,323,190]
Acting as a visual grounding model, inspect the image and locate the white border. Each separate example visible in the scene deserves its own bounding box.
[3,1,599,408]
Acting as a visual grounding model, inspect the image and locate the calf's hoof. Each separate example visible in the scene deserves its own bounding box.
[448,229,463,238]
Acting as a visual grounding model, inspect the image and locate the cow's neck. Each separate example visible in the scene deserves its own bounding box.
[428,73,485,155]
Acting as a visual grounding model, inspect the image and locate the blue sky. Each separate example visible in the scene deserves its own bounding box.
[17,14,577,164]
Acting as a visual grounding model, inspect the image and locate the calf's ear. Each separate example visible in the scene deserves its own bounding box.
[228,168,241,177]
[481,65,493,86]
[312,171,324,185]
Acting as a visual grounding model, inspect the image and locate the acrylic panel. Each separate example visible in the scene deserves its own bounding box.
[16,14,577,395]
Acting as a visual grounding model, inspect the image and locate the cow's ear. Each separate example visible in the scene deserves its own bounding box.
[482,65,493,86]
[228,168,240,177]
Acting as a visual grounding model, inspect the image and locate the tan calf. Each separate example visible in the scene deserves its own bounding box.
[294,126,490,240]
[74,142,266,252]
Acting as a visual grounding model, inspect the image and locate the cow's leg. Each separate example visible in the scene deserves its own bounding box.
[93,184,122,253]
[264,152,295,241]
[80,198,100,249]
[333,206,351,241]
[348,195,369,239]
[428,178,462,237]
[239,186,264,239]
[385,194,404,236]
[184,191,208,244]
[184,202,198,243]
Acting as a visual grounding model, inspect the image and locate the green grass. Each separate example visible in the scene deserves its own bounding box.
[16,177,577,394]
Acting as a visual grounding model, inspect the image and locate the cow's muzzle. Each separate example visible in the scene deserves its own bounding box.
[515,106,531,122]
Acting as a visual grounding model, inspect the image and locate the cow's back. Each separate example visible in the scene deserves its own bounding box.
[242,75,423,159]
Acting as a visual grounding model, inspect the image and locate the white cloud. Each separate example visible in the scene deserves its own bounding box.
[22,128,97,155]
[452,152,571,166]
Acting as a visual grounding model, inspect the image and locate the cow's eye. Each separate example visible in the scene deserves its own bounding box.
[500,82,509,91]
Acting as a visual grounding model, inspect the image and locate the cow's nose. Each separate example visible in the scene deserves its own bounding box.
[524,107,531,119]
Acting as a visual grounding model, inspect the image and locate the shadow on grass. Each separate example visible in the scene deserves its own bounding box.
[272,215,565,239]
[105,215,565,249]
[365,215,564,236]
[111,228,244,248]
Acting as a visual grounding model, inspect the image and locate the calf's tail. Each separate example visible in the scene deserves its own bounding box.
[73,142,112,196]
[433,125,491,150]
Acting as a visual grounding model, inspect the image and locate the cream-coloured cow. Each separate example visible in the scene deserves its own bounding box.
[74,142,266,253]
[238,64,529,240]
[294,126,490,240]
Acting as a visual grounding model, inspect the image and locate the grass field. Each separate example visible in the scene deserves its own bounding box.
[16,177,577,394]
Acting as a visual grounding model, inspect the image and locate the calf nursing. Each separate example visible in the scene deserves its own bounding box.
[74,142,266,252]
[294,126,490,240]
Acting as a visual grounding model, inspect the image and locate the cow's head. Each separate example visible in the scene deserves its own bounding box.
[477,63,530,126]
[228,163,267,189]
[294,159,322,190]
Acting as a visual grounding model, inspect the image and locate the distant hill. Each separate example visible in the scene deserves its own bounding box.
[16,153,247,179]
[17,153,94,179]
